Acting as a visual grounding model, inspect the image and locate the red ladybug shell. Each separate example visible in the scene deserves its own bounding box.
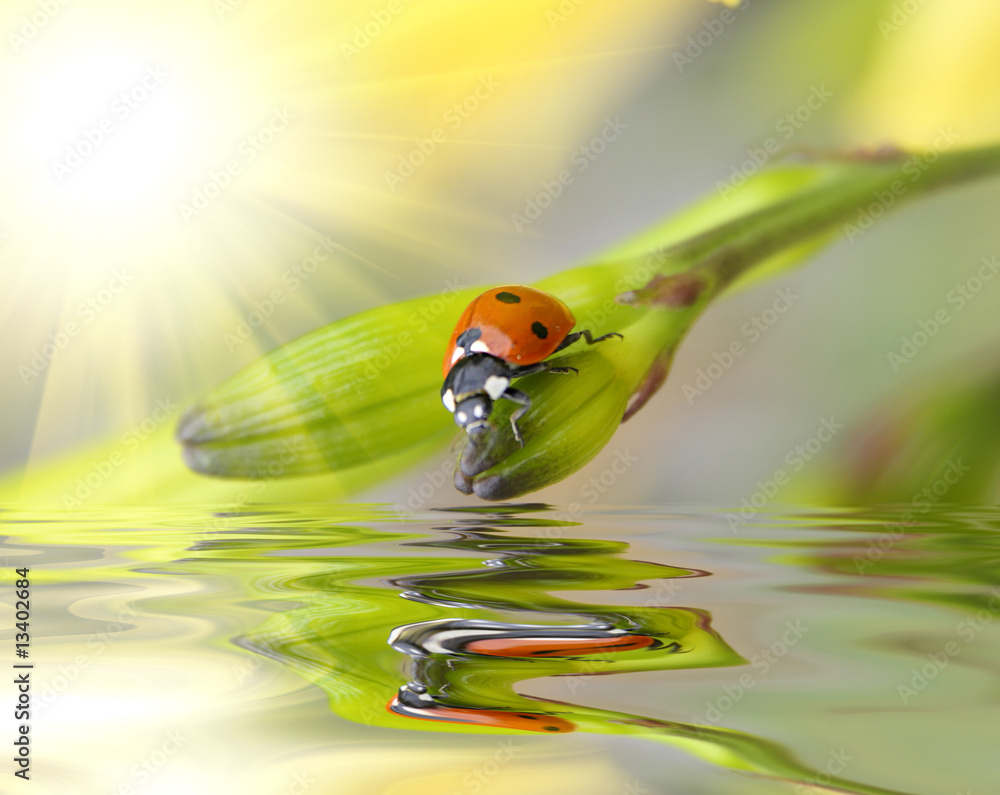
[443,286,576,378]
[463,634,656,658]
[388,696,575,733]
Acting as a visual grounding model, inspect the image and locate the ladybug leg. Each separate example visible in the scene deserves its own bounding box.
[552,329,623,354]
[502,362,581,446]
[509,361,578,378]
[507,361,549,378]
[500,387,531,447]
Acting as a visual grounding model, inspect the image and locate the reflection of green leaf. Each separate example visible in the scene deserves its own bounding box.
[719,505,1000,620]
[179,144,1000,499]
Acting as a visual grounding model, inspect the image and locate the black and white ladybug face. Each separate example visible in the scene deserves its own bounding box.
[451,394,493,432]
[440,353,512,433]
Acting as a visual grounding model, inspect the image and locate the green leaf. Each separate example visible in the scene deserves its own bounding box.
[178,144,1000,499]
[177,290,474,477]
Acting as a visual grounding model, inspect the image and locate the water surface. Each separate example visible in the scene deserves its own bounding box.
[3,505,998,794]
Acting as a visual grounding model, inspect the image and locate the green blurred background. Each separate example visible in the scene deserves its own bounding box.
[3,0,1000,505]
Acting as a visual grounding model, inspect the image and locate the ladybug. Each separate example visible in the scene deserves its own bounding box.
[388,684,575,733]
[388,617,658,659]
[441,286,621,446]
[462,632,657,658]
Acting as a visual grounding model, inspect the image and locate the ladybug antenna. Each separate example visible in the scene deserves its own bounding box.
[466,418,493,436]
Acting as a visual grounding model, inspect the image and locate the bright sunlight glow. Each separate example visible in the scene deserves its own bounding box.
[18,49,194,205]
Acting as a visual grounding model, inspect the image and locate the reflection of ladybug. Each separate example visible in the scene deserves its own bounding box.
[388,684,575,733]
[441,286,621,446]
[463,633,657,658]
[389,618,667,660]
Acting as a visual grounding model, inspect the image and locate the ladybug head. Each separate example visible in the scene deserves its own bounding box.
[442,354,512,436]
[453,394,493,434]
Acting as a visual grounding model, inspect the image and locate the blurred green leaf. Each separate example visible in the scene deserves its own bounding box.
[795,349,1000,504]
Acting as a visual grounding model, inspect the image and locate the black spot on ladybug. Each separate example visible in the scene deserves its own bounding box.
[456,327,482,348]
[495,291,521,304]
[531,321,548,339]
[544,726,562,732]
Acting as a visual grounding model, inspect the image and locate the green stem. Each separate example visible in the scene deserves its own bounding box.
[655,143,1000,296]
